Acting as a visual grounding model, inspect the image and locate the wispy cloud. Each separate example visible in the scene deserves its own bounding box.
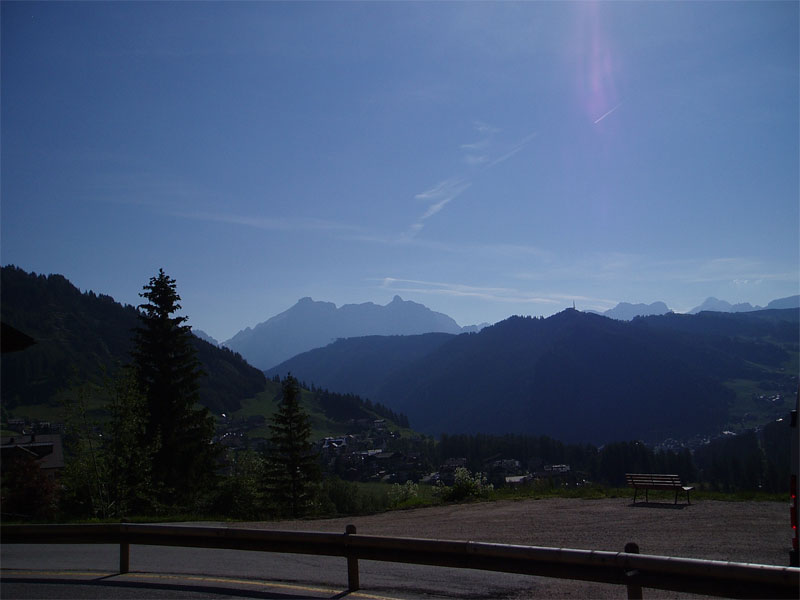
[464,154,488,166]
[378,276,600,307]
[346,227,552,263]
[414,178,470,201]
[407,123,536,236]
[410,178,472,235]
[514,253,781,285]
[674,257,798,285]
[173,210,361,234]
[488,131,537,166]
[87,170,211,209]
[86,168,366,238]
[420,197,454,220]
[473,120,501,134]
[460,140,489,151]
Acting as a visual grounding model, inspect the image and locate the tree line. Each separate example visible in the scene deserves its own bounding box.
[427,425,791,492]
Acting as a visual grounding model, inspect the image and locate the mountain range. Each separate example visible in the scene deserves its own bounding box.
[688,295,799,314]
[599,301,671,320]
[593,295,799,321]
[223,295,488,370]
[3,264,797,445]
[221,295,799,370]
[267,307,799,444]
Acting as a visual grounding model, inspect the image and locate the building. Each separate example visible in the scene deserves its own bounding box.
[0,434,65,477]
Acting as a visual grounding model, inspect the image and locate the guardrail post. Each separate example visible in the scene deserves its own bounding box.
[119,523,130,574]
[120,542,130,574]
[345,524,359,591]
[624,542,642,600]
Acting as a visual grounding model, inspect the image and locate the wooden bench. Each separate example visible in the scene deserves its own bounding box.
[625,473,694,505]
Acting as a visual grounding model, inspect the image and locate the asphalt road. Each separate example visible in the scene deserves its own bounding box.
[1,543,554,599]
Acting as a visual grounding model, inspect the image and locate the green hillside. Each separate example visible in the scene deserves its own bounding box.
[233,378,412,441]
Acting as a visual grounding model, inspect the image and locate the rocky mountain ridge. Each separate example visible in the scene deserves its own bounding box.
[223,295,487,370]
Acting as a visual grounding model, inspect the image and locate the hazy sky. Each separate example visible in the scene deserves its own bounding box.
[2,1,798,341]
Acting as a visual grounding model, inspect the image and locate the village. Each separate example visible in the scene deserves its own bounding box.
[0,413,577,490]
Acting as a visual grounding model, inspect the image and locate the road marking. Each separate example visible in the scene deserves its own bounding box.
[1,569,402,600]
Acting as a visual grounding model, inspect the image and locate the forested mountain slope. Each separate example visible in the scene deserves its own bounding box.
[271,308,798,444]
[1,265,266,414]
[265,333,455,394]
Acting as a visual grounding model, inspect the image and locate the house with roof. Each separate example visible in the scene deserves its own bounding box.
[0,434,65,478]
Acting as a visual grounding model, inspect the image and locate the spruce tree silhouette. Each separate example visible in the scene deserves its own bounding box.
[131,269,216,505]
[265,374,320,517]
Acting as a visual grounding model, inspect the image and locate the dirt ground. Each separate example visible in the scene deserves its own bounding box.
[227,497,793,598]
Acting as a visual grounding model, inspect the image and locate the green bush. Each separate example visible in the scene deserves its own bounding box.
[388,480,419,507]
[436,468,493,502]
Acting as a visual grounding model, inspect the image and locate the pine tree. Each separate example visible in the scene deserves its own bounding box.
[265,375,319,517]
[131,269,216,505]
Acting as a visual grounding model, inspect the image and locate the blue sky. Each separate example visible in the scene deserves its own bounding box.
[2,1,798,341]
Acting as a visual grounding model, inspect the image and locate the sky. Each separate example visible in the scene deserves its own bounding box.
[2,1,798,342]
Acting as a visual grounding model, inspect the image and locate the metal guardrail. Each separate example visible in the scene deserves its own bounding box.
[2,523,798,599]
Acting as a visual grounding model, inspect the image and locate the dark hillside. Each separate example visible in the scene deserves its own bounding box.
[1,265,266,414]
[633,309,798,385]
[374,310,735,442]
[635,309,799,345]
[273,308,797,444]
[265,332,454,396]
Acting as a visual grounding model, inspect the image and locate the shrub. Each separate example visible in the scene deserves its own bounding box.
[388,480,419,507]
[436,468,493,502]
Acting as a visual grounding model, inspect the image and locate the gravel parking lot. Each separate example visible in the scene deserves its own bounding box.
[228,497,792,598]
[241,497,790,565]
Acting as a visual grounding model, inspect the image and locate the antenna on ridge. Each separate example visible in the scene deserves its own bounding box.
[572,300,576,310]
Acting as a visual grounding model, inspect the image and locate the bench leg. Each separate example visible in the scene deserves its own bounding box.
[686,489,691,505]
[633,489,637,504]
[644,489,648,503]
[674,489,678,504]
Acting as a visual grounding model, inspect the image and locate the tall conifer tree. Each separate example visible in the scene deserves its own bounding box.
[265,374,319,517]
[131,269,216,505]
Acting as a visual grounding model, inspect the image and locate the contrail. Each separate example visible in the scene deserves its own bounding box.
[594,102,623,124]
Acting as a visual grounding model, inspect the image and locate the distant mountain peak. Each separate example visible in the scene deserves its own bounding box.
[603,301,671,321]
[689,297,760,314]
[766,295,800,310]
[224,295,469,370]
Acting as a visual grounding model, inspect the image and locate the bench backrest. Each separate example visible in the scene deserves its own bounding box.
[625,473,683,487]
